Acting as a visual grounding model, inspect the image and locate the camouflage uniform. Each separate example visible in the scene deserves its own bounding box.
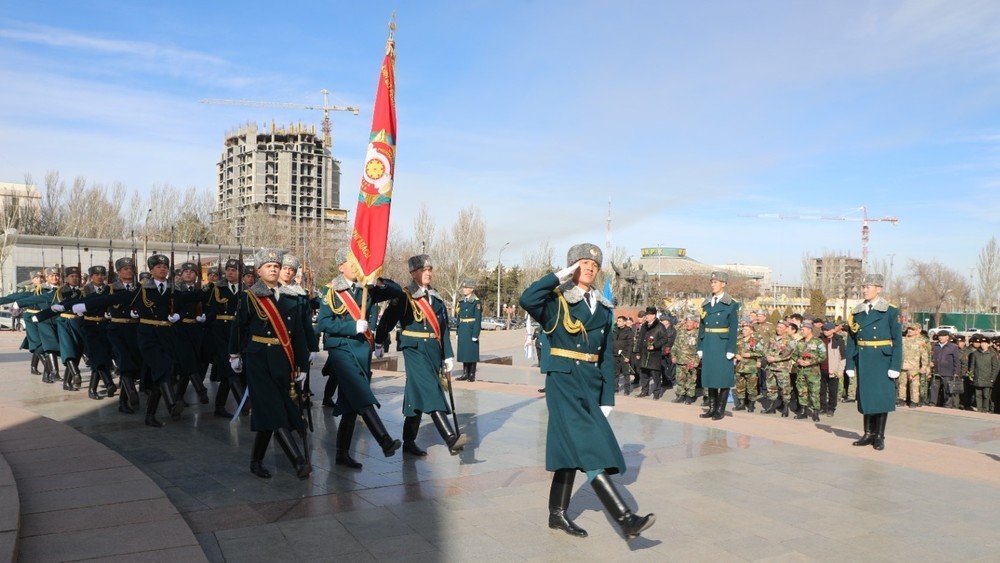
[899,325,931,405]
[763,326,795,414]
[793,329,827,419]
[918,333,933,404]
[671,321,700,402]
[734,328,763,411]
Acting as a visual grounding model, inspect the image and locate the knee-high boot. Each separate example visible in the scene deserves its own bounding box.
[852,415,875,446]
[456,364,470,382]
[87,369,103,400]
[71,359,82,390]
[99,369,117,397]
[214,379,233,417]
[699,388,718,418]
[713,388,729,420]
[118,374,137,414]
[47,353,62,381]
[274,428,311,479]
[145,389,163,427]
[250,431,272,479]
[40,353,55,383]
[429,411,469,455]
[359,405,401,457]
[548,469,587,537]
[63,360,81,391]
[468,363,477,382]
[590,472,656,541]
[30,353,41,375]
[402,414,426,456]
[872,413,887,451]
[159,380,184,420]
[335,414,362,469]
[188,372,209,404]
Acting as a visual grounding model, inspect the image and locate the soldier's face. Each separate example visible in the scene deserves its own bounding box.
[461,286,473,296]
[150,264,168,280]
[742,325,753,336]
[686,319,698,330]
[279,265,297,283]
[258,263,280,284]
[66,273,80,286]
[861,284,881,301]
[118,266,134,282]
[90,273,106,285]
[47,273,60,284]
[411,266,433,286]
[710,279,725,294]
[225,267,239,283]
[573,259,599,289]
[776,323,787,336]
[182,269,197,283]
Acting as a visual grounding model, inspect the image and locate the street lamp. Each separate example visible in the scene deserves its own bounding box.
[497,241,510,322]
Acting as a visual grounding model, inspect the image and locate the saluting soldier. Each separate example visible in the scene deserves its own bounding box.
[845,274,901,451]
[698,271,740,421]
[316,248,403,469]
[519,243,654,542]
[455,279,483,382]
[375,255,468,457]
[228,248,312,480]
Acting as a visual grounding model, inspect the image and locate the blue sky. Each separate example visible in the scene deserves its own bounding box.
[2,1,999,285]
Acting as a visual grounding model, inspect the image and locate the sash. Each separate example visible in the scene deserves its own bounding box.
[336,288,374,347]
[410,291,442,348]
[248,291,296,383]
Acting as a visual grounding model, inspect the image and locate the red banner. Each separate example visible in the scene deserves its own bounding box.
[349,29,396,285]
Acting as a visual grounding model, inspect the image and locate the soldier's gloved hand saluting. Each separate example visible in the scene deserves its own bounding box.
[555,262,581,283]
[196,314,206,323]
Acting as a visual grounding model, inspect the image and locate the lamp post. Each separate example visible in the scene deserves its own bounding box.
[497,241,509,320]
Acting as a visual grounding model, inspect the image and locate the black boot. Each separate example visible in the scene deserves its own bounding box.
[746,398,756,413]
[335,414,362,469]
[214,379,233,418]
[811,407,820,422]
[548,469,587,538]
[145,389,163,427]
[761,397,777,414]
[852,415,874,446]
[795,406,809,420]
[712,389,729,420]
[188,373,209,404]
[359,405,401,457]
[120,374,140,410]
[100,369,117,398]
[430,411,469,455]
[30,353,41,375]
[734,398,745,411]
[274,428,311,479]
[250,431,272,479]
[322,374,338,407]
[456,364,470,382]
[402,415,427,456]
[872,413,887,451]
[40,353,54,383]
[590,472,655,541]
[699,389,718,418]
[780,398,790,417]
[71,360,83,390]
[48,353,62,381]
[467,363,477,383]
[88,370,102,400]
[159,380,184,420]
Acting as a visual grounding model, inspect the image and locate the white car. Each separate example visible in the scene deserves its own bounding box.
[928,325,958,338]
[480,318,506,331]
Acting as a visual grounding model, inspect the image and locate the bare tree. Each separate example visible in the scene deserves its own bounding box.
[977,236,1000,313]
[241,206,293,251]
[436,206,487,309]
[38,170,66,236]
[898,259,971,325]
[521,239,555,293]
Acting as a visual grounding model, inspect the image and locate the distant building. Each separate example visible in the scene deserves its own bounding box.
[808,254,862,299]
[636,247,715,277]
[210,122,348,244]
[0,181,41,217]
[713,263,771,286]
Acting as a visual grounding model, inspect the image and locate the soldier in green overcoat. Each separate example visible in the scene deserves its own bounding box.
[17,268,63,383]
[0,271,46,379]
[454,279,483,381]
[698,271,740,421]
[520,243,654,542]
[845,273,901,451]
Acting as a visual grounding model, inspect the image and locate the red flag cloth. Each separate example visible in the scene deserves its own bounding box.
[349,33,396,284]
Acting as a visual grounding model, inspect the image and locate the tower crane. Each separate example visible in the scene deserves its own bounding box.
[738,206,898,272]
[200,89,360,149]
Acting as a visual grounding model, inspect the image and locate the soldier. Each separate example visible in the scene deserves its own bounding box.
[76,266,116,399]
[698,271,739,421]
[173,261,210,406]
[898,323,931,408]
[204,258,246,417]
[17,268,64,384]
[374,255,468,456]
[454,279,483,382]
[792,320,826,422]
[671,314,700,404]
[845,274,901,451]
[0,271,45,378]
[316,248,403,469]
[734,319,763,412]
[242,265,256,288]
[762,320,795,416]
[278,254,319,398]
[42,266,86,392]
[967,334,998,413]
[207,266,221,286]
[519,243,654,541]
[635,306,669,399]
[229,248,312,480]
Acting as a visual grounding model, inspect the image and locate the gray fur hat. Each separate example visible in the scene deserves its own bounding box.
[146,254,169,270]
[88,265,107,276]
[282,254,301,271]
[710,271,729,283]
[114,257,134,271]
[46,267,60,276]
[254,248,285,267]
[461,278,476,289]
[224,258,240,270]
[180,261,198,273]
[335,248,351,266]
[861,273,884,287]
[408,254,432,272]
[566,243,602,267]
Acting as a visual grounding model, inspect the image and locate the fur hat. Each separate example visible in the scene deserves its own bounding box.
[861,273,884,287]
[710,271,729,283]
[335,248,351,266]
[282,254,301,270]
[461,278,476,289]
[408,254,432,272]
[147,254,169,270]
[254,248,285,267]
[224,258,241,270]
[88,265,107,276]
[114,257,134,271]
[566,243,602,268]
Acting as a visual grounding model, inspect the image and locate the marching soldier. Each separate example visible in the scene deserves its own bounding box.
[41,266,86,392]
[455,279,483,382]
[375,255,468,457]
[278,254,319,399]
[0,271,44,378]
[229,249,312,480]
[86,258,143,413]
[845,274,901,451]
[698,271,739,421]
[671,314,700,404]
[520,243,654,541]
[204,258,246,417]
[316,248,403,469]
[173,261,210,406]
[77,266,117,399]
[17,268,63,383]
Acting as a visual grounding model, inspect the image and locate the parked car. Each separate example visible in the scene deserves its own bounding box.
[928,325,958,338]
[959,328,983,339]
[979,329,1000,339]
[0,310,13,331]
[480,317,506,331]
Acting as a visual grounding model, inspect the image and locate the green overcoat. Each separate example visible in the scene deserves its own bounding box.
[845,298,901,415]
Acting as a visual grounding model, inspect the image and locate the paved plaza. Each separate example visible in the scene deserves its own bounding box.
[2,328,1000,562]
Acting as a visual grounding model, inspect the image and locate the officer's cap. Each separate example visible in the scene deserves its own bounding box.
[281,254,301,271]
[114,257,134,271]
[800,320,814,330]
[30,270,42,278]
[88,265,107,276]
[861,273,884,287]
[147,254,169,270]
[242,265,255,276]
[408,254,432,272]
[207,267,220,276]
[254,248,285,267]
[566,243,602,268]
[710,271,729,283]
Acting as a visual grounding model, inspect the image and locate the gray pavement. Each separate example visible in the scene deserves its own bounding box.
[2,328,1000,561]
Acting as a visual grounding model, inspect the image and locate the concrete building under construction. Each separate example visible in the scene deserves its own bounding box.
[211,122,349,245]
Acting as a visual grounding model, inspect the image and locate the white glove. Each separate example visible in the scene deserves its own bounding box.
[167,313,180,323]
[104,312,112,319]
[600,405,613,418]
[11,302,18,309]
[373,343,384,359]
[196,314,206,323]
[356,320,369,334]
[888,370,900,379]
[308,351,316,365]
[472,337,478,342]
[72,303,87,315]
[31,315,38,323]
[129,310,139,319]
[555,262,581,283]
[845,370,855,378]
[295,371,307,382]
[697,350,703,358]
[230,356,243,373]
[10,306,20,316]
[444,357,454,372]
[51,304,66,313]
[726,352,735,360]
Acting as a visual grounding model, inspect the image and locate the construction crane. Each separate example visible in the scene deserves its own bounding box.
[739,206,899,271]
[200,89,360,149]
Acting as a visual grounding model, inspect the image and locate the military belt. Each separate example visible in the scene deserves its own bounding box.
[216,315,235,321]
[111,318,139,324]
[140,319,171,327]
[858,340,892,347]
[251,335,281,345]
[705,328,729,333]
[182,318,200,324]
[402,330,436,338]
[60,313,80,320]
[24,309,40,314]
[83,316,106,322]
[550,348,599,363]
[460,318,476,323]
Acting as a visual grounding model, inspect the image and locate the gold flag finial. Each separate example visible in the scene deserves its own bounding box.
[388,11,396,40]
